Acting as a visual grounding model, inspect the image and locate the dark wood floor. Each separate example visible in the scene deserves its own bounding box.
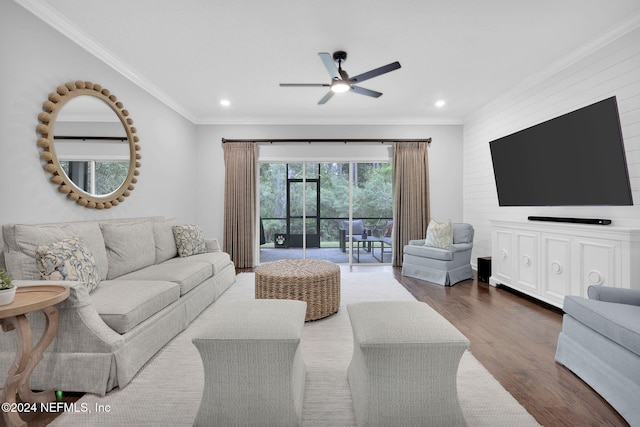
[3,266,628,426]
[386,266,628,427]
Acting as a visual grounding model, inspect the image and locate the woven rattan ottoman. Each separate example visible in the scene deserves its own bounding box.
[255,259,341,321]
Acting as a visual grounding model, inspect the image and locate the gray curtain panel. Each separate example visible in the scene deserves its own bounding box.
[392,141,430,266]
[223,142,257,268]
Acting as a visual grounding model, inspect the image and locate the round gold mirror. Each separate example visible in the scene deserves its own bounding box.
[36,81,141,209]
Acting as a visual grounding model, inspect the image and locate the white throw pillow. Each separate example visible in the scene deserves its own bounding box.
[424,219,453,249]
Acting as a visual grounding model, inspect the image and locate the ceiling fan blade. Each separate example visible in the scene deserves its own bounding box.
[280,83,330,87]
[349,61,401,84]
[318,91,335,105]
[351,86,383,98]
[318,52,340,80]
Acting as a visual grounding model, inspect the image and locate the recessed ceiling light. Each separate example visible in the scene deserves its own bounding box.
[435,100,446,108]
[220,99,231,107]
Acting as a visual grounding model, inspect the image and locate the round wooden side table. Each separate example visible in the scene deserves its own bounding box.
[255,259,341,321]
[0,285,70,427]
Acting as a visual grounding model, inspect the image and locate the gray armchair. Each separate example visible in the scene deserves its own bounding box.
[401,223,474,286]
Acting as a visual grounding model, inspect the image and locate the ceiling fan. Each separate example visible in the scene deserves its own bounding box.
[280,51,401,105]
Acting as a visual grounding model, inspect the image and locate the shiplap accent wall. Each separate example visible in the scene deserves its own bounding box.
[463,23,640,264]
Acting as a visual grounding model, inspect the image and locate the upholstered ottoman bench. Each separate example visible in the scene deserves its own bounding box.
[347,301,470,427]
[192,299,307,427]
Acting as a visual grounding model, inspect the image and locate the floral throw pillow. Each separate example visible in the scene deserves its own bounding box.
[424,219,453,249]
[173,224,207,257]
[35,235,100,293]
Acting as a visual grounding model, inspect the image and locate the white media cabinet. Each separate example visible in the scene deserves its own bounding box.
[490,220,640,308]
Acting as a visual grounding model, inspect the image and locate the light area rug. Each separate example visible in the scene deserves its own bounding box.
[52,272,540,426]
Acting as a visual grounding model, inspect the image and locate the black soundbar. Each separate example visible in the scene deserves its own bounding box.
[528,216,611,225]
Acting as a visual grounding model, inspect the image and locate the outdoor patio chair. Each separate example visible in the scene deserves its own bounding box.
[379,220,393,246]
[373,220,393,261]
[339,220,368,252]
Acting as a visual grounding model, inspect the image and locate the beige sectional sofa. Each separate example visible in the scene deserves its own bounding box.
[0,216,235,395]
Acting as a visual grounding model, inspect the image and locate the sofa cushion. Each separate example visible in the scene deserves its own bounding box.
[35,236,100,293]
[173,225,207,257]
[424,219,453,249]
[163,251,233,275]
[153,218,179,264]
[3,222,109,281]
[403,244,453,261]
[563,295,640,357]
[101,221,156,279]
[118,261,212,295]
[91,280,181,334]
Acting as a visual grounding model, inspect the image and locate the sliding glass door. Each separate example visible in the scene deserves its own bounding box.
[349,162,393,263]
[259,161,391,265]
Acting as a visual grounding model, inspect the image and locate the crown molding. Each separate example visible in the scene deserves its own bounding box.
[14,0,197,123]
[11,0,463,128]
[465,10,640,123]
[20,0,635,129]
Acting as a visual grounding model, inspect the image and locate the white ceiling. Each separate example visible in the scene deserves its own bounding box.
[17,0,640,125]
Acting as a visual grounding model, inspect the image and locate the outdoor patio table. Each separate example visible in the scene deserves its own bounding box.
[350,235,386,263]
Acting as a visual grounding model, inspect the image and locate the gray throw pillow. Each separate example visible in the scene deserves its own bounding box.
[173,225,207,257]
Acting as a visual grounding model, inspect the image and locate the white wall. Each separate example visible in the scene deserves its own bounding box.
[0,1,199,225]
[195,125,463,240]
[463,25,640,264]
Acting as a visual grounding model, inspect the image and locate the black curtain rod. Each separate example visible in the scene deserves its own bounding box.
[221,138,431,144]
[54,136,127,141]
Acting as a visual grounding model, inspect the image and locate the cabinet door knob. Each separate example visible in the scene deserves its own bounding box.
[521,254,531,266]
[500,249,508,260]
[551,261,563,274]
[588,270,604,285]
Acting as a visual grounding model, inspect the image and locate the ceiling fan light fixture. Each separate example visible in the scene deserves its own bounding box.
[331,81,350,93]
[280,51,401,104]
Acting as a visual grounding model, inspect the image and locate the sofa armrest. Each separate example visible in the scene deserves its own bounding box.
[587,285,640,306]
[205,238,221,253]
[15,280,92,308]
[12,280,123,351]
[408,239,426,246]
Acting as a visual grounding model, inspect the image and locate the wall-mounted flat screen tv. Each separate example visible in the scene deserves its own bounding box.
[489,96,633,206]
